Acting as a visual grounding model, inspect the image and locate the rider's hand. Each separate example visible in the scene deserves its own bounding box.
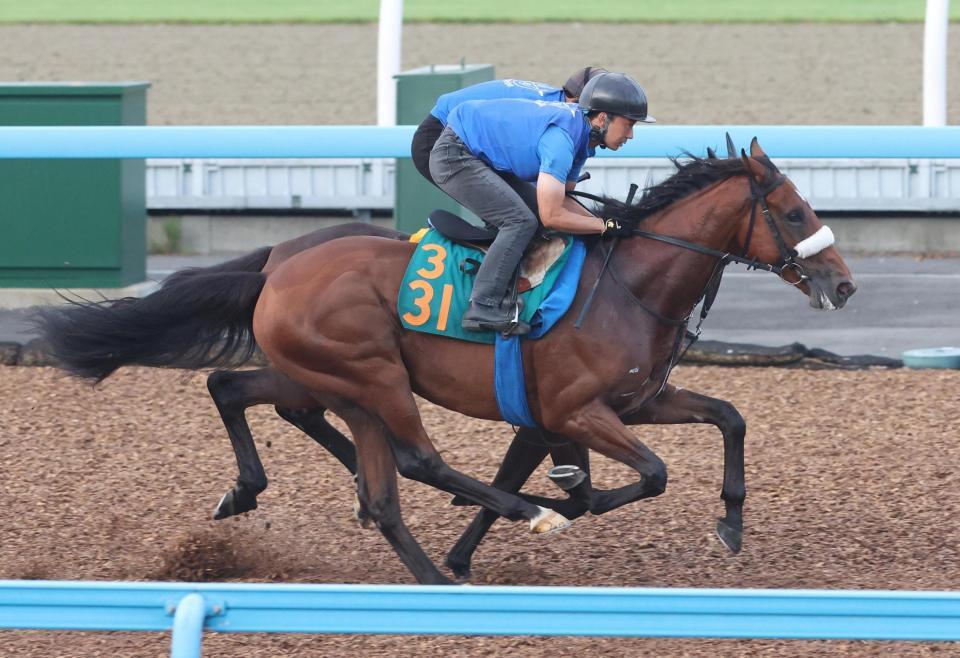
[601,218,633,238]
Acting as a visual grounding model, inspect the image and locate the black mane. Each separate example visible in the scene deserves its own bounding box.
[597,155,751,224]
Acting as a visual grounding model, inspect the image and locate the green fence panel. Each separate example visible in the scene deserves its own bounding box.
[0,83,149,288]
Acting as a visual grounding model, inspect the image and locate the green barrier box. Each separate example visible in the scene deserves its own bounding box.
[394,64,493,233]
[0,82,150,288]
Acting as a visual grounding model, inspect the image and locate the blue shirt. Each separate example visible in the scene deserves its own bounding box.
[430,79,564,125]
[448,98,594,183]
[538,125,591,183]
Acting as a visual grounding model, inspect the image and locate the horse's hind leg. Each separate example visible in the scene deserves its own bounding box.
[274,405,361,524]
[343,406,452,584]
[275,407,357,474]
[207,368,326,519]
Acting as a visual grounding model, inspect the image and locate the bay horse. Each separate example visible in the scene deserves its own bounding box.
[38,138,855,584]
[35,217,578,545]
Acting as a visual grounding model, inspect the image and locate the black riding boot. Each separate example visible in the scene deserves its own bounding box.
[462,270,530,336]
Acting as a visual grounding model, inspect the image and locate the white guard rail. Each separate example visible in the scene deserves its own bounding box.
[145,157,960,213]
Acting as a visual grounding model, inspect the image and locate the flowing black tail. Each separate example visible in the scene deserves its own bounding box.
[34,247,272,382]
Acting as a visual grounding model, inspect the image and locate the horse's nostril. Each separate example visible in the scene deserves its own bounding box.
[837,281,857,300]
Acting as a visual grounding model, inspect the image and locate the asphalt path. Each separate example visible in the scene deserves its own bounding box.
[1,255,957,359]
[694,256,958,358]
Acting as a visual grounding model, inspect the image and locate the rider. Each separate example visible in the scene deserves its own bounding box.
[412,67,608,186]
[428,72,656,335]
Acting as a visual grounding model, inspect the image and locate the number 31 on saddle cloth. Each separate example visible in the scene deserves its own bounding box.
[398,228,586,344]
[398,227,587,427]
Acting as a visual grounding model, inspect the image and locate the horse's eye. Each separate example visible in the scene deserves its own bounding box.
[786,209,804,224]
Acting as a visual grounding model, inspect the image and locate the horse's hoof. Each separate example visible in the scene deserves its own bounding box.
[212,488,257,520]
[716,519,742,554]
[530,506,571,534]
[547,465,586,492]
[423,573,456,585]
[445,560,471,583]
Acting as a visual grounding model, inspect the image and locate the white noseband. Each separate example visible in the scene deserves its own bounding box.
[794,225,834,259]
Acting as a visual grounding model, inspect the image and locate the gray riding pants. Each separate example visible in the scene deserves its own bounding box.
[428,127,540,308]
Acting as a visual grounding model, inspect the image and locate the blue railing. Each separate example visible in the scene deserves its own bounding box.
[3,580,960,657]
[0,125,958,158]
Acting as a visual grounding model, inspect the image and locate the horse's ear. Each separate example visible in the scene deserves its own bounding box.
[749,136,765,158]
[725,132,736,158]
[740,146,767,183]
[706,146,717,160]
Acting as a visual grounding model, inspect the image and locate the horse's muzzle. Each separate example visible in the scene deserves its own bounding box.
[810,277,856,310]
[836,280,857,306]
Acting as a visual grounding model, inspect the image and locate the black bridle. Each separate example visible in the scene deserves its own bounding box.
[567,172,811,405]
[740,174,809,285]
[570,171,809,325]
[574,174,807,286]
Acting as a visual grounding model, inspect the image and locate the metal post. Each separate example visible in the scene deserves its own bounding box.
[377,0,403,127]
[170,593,206,658]
[923,0,950,126]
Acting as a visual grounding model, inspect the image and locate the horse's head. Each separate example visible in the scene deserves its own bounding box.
[737,138,857,310]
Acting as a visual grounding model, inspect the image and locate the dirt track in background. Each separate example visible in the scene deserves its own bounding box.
[0,23,958,125]
[2,365,958,656]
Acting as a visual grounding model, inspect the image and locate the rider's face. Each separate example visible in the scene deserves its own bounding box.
[603,115,636,150]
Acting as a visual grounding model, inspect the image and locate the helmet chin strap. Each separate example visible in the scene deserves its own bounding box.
[589,114,613,149]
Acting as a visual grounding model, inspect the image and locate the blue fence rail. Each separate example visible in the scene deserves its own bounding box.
[3,581,960,657]
[0,125,958,158]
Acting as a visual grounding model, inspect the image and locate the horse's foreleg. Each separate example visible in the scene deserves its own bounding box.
[207,368,316,520]
[343,407,452,585]
[619,384,746,554]
[550,401,669,516]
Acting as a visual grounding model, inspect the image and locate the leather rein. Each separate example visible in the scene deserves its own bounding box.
[566,172,806,405]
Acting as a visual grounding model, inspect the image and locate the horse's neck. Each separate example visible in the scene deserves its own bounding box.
[616,177,750,321]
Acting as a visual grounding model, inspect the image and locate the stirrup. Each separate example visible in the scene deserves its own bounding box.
[501,304,530,336]
[461,306,531,336]
[547,465,586,491]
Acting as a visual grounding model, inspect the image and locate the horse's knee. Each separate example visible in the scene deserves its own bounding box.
[716,402,746,438]
[645,460,668,497]
[394,449,443,483]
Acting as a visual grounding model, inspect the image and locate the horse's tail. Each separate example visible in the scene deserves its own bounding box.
[34,249,272,383]
[162,246,272,283]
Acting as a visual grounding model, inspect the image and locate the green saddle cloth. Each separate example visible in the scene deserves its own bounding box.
[398,229,574,344]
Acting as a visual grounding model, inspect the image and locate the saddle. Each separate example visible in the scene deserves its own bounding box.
[427,210,566,293]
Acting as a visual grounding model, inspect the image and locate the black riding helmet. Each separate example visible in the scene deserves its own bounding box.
[578,72,655,124]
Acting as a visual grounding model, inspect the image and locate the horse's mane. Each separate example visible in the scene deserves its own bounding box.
[596,154,763,224]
